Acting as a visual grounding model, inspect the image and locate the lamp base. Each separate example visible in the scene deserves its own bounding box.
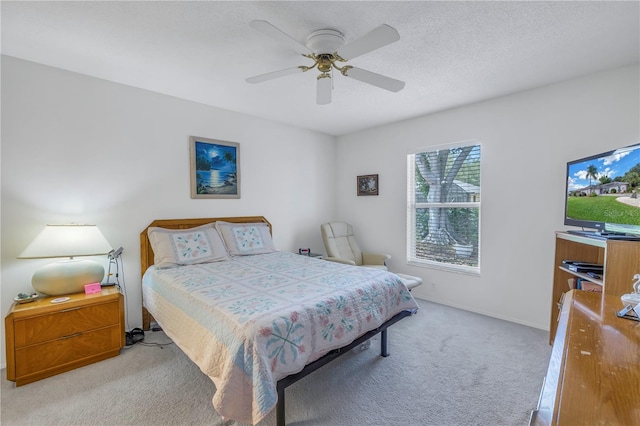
[32,259,105,296]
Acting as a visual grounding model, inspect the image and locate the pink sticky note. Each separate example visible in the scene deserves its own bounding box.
[84,282,102,295]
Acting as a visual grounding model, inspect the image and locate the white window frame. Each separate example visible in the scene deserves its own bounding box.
[407,141,481,275]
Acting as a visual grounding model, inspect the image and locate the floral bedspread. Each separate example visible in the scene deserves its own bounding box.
[142,251,418,425]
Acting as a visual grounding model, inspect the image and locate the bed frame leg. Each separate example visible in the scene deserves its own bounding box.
[380,329,389,357]
[276,385,285,426]
[272,311,410,424]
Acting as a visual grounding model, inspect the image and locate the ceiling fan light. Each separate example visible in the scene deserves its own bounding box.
[317,54,334,73]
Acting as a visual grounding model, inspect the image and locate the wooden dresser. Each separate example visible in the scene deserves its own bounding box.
[531,290,640,425]
[550,232,640,343]
[5,287,124,386]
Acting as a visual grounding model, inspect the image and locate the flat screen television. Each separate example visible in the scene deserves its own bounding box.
[564,142,640,239]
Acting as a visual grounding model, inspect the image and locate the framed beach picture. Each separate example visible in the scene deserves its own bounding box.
[357,174,379,196]
[189,136,240,199]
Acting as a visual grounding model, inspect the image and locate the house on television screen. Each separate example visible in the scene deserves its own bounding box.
[570,181,630,196]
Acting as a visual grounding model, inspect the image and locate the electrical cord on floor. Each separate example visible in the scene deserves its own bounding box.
[120,327,175,349]
[141,324,174,348]
[124,327,144,347]
[137,340,175,349]
[123,324,174,349]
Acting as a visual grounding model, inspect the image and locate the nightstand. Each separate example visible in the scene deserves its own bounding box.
[4,287,125,386]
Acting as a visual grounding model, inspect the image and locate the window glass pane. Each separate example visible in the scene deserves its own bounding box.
[414,145,481,203]
[413,207,479,267]
[408,143,481,272]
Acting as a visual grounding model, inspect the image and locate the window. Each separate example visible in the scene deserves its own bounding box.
[407,142,481,274]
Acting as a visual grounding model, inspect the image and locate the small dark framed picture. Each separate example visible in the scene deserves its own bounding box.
[357,174,379,196]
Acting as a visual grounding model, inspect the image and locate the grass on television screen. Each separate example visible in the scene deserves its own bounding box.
[567,196,640,225]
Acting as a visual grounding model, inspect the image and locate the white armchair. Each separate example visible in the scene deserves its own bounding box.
[320,222,390,270]
[320,221,423,290]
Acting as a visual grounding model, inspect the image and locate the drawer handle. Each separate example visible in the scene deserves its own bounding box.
[60,307,81,313]
[61,332,82,339]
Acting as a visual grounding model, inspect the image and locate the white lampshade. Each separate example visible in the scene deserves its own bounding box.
[18,224,113,296]
[19,224,113,259]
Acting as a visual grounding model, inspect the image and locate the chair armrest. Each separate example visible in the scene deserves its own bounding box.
[362,252,391,266]
[323,257,357,266]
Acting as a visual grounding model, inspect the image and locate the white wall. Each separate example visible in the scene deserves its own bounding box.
[335,65,640,330]
[0,56,336,367]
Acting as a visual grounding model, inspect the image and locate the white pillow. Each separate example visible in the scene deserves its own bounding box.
[148,224,229,268]
[215,221,277,256]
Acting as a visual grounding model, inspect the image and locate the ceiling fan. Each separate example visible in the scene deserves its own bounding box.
[246,20,405,105]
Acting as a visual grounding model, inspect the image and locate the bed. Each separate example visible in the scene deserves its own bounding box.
[140,216,419,425]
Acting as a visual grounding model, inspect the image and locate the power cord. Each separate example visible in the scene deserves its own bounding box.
[123,327,174,349]
[105,248,129,327]
[138,340,175,349]
[105,248,136,346]
[124,328,144,346]
[106,248,174,349]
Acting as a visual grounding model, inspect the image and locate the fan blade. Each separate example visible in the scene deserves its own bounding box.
[343,67,405,92]
[246,67,303,84]
[317,75,332,105]
[337,24,400,60]
[250,20,312,55]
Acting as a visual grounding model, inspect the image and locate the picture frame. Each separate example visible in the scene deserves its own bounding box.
[357,174,379,196]
[189,136,240,199]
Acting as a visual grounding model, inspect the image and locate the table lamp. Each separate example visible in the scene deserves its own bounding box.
[18,224,113,296]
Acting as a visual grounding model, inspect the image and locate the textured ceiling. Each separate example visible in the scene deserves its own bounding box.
[2,1,639,136]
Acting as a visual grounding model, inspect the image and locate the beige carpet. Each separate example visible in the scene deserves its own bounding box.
[1,298,551,425]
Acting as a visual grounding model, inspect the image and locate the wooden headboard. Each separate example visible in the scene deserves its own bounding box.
[139,216,272,329]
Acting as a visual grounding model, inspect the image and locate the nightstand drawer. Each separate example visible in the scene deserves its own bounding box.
[15,325,122,378]
[13,300,119,347]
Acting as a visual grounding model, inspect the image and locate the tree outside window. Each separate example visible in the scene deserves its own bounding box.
[407,143,481,273]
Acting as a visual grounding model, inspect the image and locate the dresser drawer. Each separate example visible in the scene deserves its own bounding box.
[13,300,119,347]
[14,325,122,378]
